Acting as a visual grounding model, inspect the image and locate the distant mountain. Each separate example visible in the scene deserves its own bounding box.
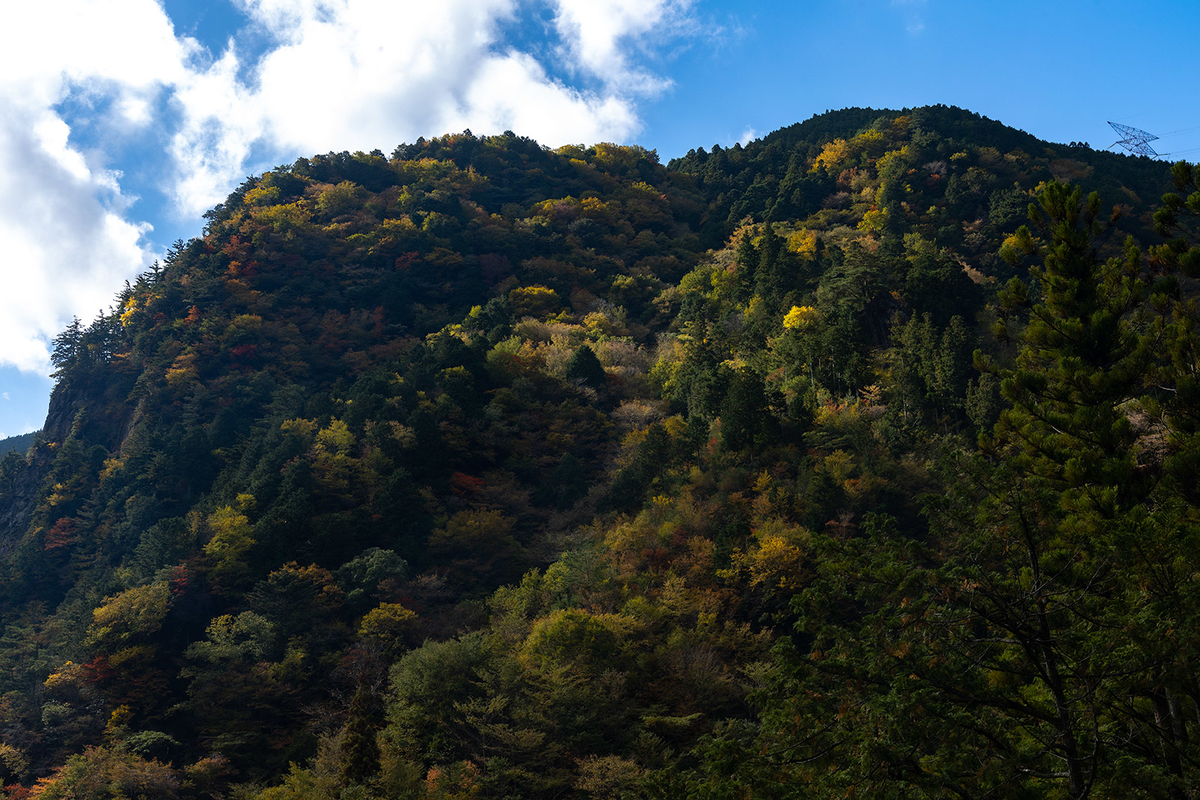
[0,431,35,456]
[0,107,1196,798]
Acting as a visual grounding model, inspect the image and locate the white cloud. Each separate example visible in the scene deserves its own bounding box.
[550,0,695,94]
[738,127,758,146]
[0,0,697,373]
[890,0,927,35]
[0,0,192,373]
[0,101,154,372]
[167,0,687,214]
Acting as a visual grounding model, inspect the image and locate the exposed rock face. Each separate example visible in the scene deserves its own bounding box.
[0,454,43,555]
[0,373,137,553]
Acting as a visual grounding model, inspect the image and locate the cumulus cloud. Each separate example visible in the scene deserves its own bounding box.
[0,104,154,372]
[550,0,696,94]
[0,0,187,372]
[167,0,683,214]
[0,0,696,373]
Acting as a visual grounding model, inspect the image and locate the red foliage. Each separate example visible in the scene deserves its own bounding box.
[168,565,190,597]
[229,344,259,365]
[641,547,671,572]
[449,472,484,498]
[81,656,116,686]
[43,518,77,551]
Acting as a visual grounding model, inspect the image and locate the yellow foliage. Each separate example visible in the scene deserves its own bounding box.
[616,427,649,469]
[44,661,84,694]
[591,142,659,171]
[311,420,360,497]
[583,310,621,338]
[855,129,886,147]
[0,742,29,779]
[279,418,317,450]
[315,180,362,217]
[99,457,124,482]
[508,285,561,319]
[812,138,850,172]
[315,419,354,456]
[87,581,171,650]
[824,449,855,483]
[782,305,819,330]
[243,183,281,206]
[555,144,587,159]
[164,352,198,387]
[358,602,417,643]
[254,201,312,235]
[522,609,633,670]
[203,506,255,579]
[119,297,139,328]
[575,755,645,797]
[814,398,865,431]
[814,130,887,173]
[662,414,688,439]
[786,229,817,259]
[105,705,133,734]
[858,206,889,235]
[28,745,179,800]
[721,520,810,592]
[876,146,913,181]
[580,196,609,218]
[747,534,805,590]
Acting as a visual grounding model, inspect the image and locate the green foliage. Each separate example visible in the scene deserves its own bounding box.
[29,746,179,799]
[0,108,1189,799]
[563,345,606,388]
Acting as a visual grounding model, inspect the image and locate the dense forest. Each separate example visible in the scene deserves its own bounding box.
[0,104,1197,798]
[0,436,35,459]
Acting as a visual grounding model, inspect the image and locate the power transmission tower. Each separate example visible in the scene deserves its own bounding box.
[1108,121,1160,157]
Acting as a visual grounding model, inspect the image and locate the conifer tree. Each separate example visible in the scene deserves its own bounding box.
[340,684,381,786]
[564,345,606,389]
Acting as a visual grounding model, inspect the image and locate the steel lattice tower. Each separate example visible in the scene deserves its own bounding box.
[1108,121,1160,157]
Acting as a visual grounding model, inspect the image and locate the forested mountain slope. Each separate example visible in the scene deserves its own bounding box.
[0,435,35,458]
[0,106,1196,799]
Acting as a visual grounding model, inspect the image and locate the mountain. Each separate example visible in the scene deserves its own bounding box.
[0,106,1196,798]
[0,433,35,457]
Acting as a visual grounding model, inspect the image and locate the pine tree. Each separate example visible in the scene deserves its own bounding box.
[564,345,606,389]
[339,683,381,786]
[50,317,84,378]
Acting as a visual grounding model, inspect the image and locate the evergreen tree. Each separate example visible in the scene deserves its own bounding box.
[50,316,84,377]
[564,345,607,389]
[734,229,758,301]
[340,684,381,786]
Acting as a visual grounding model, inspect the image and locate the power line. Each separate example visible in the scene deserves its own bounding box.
[1157,124,1200,138]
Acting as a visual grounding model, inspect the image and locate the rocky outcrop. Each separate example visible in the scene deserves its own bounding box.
[0,370,137,553]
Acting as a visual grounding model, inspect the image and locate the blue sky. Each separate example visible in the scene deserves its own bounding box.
[2,0,1198,439]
